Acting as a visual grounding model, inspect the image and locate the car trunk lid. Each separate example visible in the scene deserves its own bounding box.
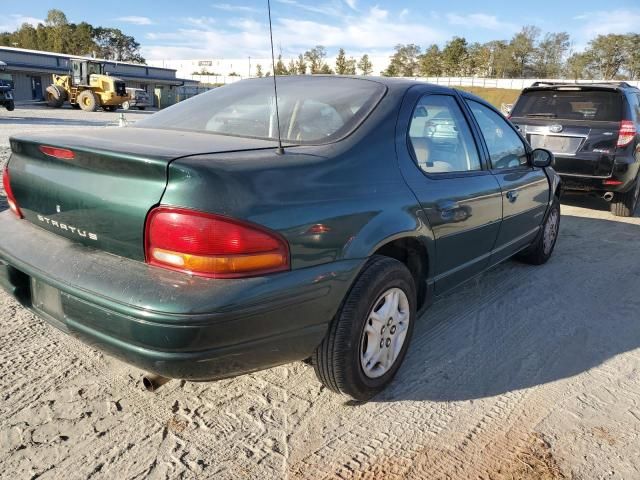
[7,127,275,260]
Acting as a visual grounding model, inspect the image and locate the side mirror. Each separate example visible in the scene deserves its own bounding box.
[531,148,554,168]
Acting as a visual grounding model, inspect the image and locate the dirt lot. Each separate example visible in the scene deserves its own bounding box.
[1,106,639,480]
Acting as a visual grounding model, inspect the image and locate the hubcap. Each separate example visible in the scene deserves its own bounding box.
[543,209,559,255]
[360,288,410,379]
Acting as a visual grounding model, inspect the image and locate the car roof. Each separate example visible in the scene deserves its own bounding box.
[522,81,639,94]
[243,75,460,95]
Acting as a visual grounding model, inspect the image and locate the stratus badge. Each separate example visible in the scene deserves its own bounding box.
[36,214,98,240]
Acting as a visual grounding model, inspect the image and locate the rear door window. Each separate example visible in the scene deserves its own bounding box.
[408,94,481,174]
[511,90,623,121]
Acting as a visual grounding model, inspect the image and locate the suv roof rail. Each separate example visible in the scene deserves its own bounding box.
[530,80,636,89]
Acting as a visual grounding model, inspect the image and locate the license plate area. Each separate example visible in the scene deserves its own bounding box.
[529,135,584,155]
[31,278,64,320]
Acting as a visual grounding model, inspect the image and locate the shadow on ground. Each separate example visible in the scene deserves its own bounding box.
[378,211,640,402]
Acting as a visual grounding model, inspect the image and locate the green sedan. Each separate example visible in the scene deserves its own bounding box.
[0,76,561,400]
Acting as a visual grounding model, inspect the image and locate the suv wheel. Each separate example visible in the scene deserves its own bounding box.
[312,256,416,401]
[610,177,640,217]
[517,197,560,265]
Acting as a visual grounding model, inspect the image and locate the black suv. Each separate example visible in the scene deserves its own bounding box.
[510,82,640,216]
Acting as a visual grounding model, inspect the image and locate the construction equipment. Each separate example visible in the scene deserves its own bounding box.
[46,59,129,112]
[0,60,14,111]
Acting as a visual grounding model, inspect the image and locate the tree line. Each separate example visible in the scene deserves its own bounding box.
[381,28,639,80]
[255,28,639,80]
[0,9,145,63]
[253,46,373,77]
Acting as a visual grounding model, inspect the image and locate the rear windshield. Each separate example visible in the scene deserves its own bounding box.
[511,89,623,121]
[136,77,386,144]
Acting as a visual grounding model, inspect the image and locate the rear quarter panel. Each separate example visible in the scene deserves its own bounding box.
[160,86,436,273]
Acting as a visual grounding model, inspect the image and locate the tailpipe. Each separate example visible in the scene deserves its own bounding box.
[142,374,171,392]
[603,192,614,202]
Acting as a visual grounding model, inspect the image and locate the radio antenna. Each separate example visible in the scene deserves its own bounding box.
[267,0,284,155]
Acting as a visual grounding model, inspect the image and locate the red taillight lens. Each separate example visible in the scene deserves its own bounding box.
[617,120,636,148]
[145,207,290,278]
[603,179,623,186]
[2,166,23,219]
[39,145,75,159]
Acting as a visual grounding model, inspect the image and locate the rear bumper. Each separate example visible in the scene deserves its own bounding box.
[557,153,639,193]
[0,212,363,380]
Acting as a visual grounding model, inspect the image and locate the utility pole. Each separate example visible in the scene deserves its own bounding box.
[248,56,251,78]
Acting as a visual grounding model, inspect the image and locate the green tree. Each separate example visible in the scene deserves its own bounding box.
[335,48,348,74]
[45,9,70,52]
[624,34,640,79]
[296,54,307,74]
[509,26,540,77]
[304,45,331,74]
[565,52,592,80]
[93,27,145,63]
[287,58,297,75]
[255,64,264,77]
[586,34,627,79]
[418,44,442,76]
[274,54,288,75]
[534,32,570,77]
[357,54,373,75]
[441,37,468,76]
[383,44,421,77]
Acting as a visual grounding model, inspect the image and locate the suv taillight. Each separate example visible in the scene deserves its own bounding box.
[617,120,636,147]
[145,207,290,278]
[2,166,23,219]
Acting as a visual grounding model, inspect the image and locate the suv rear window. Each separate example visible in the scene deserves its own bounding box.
[136,77,386,145]
[511,89,623,121]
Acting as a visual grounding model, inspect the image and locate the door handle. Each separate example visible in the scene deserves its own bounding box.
[506,190,519,202]
[436,200,458,220]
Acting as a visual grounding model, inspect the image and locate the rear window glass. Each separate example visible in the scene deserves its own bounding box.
[136,77,386,144]
[511,90,622,121]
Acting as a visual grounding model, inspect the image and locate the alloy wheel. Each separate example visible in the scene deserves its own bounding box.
[543,208,559,255]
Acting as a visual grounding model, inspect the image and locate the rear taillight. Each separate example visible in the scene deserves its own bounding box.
[145,207,290,278]
[2,166,23,219]
[617,120,636,148]
[39,145,75,160]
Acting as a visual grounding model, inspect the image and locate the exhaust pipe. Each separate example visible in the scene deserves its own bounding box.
[142,374,170,392]
[603,192,614,202]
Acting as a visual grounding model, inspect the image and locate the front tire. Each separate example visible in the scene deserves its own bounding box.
[517,197,560,265]
[122,101,130,111]
[312,256,416,401]
[610,177,640,217]
[77,90,98,112]
[5,100,14,111]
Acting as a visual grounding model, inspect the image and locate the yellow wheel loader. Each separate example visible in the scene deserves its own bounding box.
[46,59,129,112]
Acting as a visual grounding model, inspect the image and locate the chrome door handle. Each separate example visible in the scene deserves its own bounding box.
[506,190,519,202]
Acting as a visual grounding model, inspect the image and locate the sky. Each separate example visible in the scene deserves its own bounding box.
[2,0,640,61]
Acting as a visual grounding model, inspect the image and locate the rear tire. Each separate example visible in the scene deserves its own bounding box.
[610,178,640,217]
[312,256,416,401]
[122,101,130,111]
[77,90,98,112]
[5,100,14,112]
[517,197,560,265]
[46,85,65,108]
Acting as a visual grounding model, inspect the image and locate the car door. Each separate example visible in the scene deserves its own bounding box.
[397,89,503,294]
[464,98,550,263]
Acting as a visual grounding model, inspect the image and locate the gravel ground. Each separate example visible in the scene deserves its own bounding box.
[1,106,640,480]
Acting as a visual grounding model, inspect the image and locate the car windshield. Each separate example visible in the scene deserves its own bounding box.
[135,77,386,144]
[511,89,623,121]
